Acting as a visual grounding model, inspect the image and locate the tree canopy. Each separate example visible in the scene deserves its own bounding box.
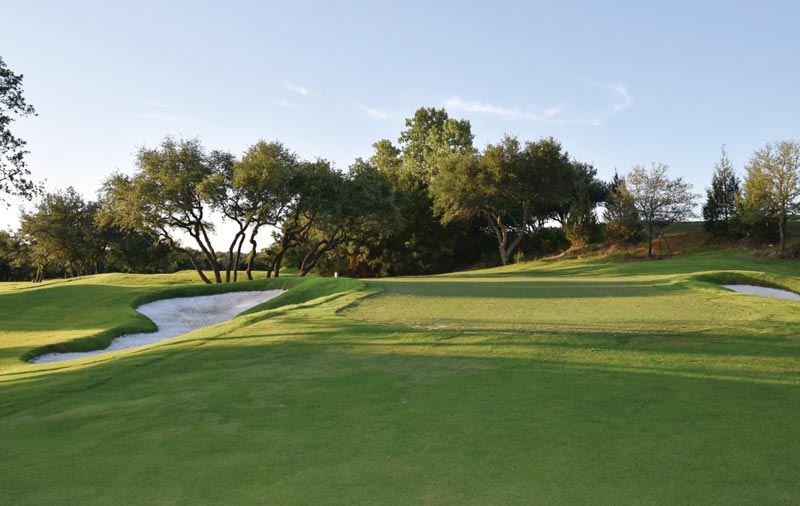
[431,136,575,265]
[0,56,41,202]
[624,163,697,257]
[702,146,741,236]
[741,140,800,252]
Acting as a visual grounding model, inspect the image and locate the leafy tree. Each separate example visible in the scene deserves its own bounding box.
[553,162,607,248]
[431,136,573,265]
[201,140,298,281]
[19,187,105,281]
[603,172,642,250]
[741,140,800,252]
[702,146,741,236]
[0,229,35,281]
[101,137,229,284]
[265,159,341,277]
[0,56,41,202]
[624,163,697,258]
[98,224,173,273]
[398,107,474,186]
[292,159,398,276]
[354,108,483,276]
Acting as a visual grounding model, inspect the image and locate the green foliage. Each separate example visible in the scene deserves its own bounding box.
[604,172,643,248]
[102,137,237,283]
[397,107,474,187]
[563,192,600,248]
[0,56,41,202]
[624,163,697,257]
[0,229,34,280]
[19,187,106,280]
[347,107,487,276]
[217,140,300,280]
[430,135,574,265]
[741,140,800,252]
[703,146,741,236]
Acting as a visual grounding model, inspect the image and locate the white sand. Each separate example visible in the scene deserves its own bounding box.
[30,289,285,364]
[722,284,800,301]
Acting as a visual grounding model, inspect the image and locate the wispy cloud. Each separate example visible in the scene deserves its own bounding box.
[606,84,633,115]
[443,84,634,126]
[285,82,313,96]
[130,112,184,121]
[354,102,391,119]
[277,98,301,109]
[444,96,561,122]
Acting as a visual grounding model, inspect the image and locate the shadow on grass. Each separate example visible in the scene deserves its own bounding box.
[6,312,800,394]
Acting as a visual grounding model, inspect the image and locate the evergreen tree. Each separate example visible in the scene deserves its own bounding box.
[702,146,740,236]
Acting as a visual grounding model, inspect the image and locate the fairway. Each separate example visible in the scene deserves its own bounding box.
[2,252,800,504]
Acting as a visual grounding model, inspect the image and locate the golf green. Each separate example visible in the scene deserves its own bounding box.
[1,252,799,505]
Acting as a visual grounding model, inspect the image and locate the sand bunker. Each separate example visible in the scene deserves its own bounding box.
[723,284,800,301]
[30,289,285,364]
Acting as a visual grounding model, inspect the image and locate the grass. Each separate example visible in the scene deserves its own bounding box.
[1,252,800,504]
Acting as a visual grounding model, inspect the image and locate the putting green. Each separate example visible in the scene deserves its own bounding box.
[1,252,800,505]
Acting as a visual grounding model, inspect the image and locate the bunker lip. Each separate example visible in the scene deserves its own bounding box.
[723,284,800,301]
[30,289,285,364]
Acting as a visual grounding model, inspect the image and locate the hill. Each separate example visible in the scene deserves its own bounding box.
[1,251,800,504]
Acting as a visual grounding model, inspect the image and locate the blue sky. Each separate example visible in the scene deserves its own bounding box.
[2,0,799,231]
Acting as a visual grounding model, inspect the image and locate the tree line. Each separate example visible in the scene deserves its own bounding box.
[4,108,605,282]
[3,55,800,282]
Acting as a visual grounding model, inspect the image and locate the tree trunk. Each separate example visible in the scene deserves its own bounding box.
[185,251,212,284]
[245,224,263,281]
[272,251,285,278]
[487,215,509,266]
[779,215,787,253]
[233,232,247,282]
[647,223,654,258]
[196,225,222,283]
[225,229,245,283]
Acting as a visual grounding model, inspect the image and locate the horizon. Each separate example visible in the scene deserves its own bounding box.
[2,0,799,237]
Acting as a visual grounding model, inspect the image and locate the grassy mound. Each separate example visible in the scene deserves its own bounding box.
[2,254,800,504]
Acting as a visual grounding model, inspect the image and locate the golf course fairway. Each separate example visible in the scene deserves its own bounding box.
[2,252,800,505]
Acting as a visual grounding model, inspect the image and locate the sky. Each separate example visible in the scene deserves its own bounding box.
[2,0,799,238]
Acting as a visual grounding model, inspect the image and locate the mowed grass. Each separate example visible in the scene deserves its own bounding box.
[2,252,800,504]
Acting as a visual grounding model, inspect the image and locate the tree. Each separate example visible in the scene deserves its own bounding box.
[603,172,642,250]
[741,140,800,252]
[702,146,741,236]
[624,163,697,258]
[0,229,35,281]
[431,136,573,265]
[352,107,484,276]
[265,159,341,277]
[553,162,607,249]
[291,159,398,276]
[200,140,298,281]
[101,137,228,284]
[19,187,106,281]
[398,107,474,187]
[0,56,41,202]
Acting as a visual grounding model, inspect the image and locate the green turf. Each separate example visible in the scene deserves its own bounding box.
[2,253,800,505]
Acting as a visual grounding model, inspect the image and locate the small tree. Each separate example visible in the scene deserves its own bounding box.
[19,187,106,281]
[703,146,741,236]
[741,140,800,253]
[625,163,697,258]
[604,172,642,250]
[550,162,606,249]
